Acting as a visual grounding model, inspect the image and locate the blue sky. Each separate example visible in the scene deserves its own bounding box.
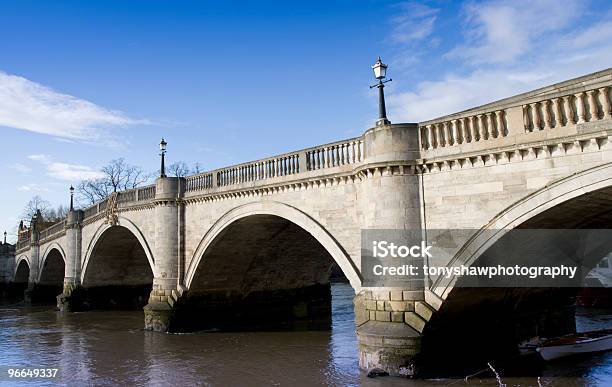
[1,0,612,242]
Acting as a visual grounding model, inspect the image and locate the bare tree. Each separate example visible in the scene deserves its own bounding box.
[192,162,204,174]
[168,161,191,177]
[77,158,151,205]
[22,196,51,219]
[102,158,149,192]
[56,205,68,219]
[78,178,112,206]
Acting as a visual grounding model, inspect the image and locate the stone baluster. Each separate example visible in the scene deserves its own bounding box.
[460,118,469,143]
[522,105,530,132]
[451,120,460,144]
[552,98,562,128]
[486,113,494,138]
[478,114,486,140]
[436,123,445,147]
[575,92,586,124]
[495,110,504,137]
[443,122,452,145]
[598,87,611,119]
[529,103,540,131]
[542,100,552,130]
[426,125,435,149]
[563,95,575,125]
[587,90,599,121]
[470,116,479,141]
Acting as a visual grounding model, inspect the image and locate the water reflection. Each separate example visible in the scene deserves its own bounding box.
[0,285,611,386]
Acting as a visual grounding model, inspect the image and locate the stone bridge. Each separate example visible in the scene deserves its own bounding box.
[3,69,612,375]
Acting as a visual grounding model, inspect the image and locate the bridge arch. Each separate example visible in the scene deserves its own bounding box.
[185,201,361,291]
[81,216,155,284]
[38,243,66,284]
[78,218,154,309]
[435,161,612,297]
[420,162,612,372]
[177,201,361,331]
[13,256,30,283]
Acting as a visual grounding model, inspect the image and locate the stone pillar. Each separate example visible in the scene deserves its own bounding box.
[24,231,40,303]
[470,116,479,141]
[451,120,460,144]
[599,87,611,119]
[426,125,434,149]
[542,100,552,130]
[478,114,486,139]
[552,98,563,128]
[144,176,183,332]
[587,90,599,121]
[563,95,575,125]
[575,92,586,124]
[436,124,445,147]
[529,103,540,130]
[495,110,504,137]
[356,123,424,376]
[57,210,83,311]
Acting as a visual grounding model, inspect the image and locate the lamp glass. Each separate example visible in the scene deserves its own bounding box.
[160,139,167,151]
[372,59,387,80]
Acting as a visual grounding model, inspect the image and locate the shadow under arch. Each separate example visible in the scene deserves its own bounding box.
[419,163,612,376]
[38,243,66,283]
[32,246,66,303]
[434,162,612,298]
[76,219,155,310]
[81,217,155,283]
[14,258,30,283]
[8,258,30,300]
[178,201,361,332]
[185,201,361,291]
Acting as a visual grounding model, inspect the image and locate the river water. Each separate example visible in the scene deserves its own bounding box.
[1,284,611,386]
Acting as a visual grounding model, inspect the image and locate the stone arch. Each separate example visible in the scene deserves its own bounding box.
[185,201,361,292]
[419,163,612,373]
[38,243,66,283]
[13,256,30,283]
[81,216,155,284]
[434,162,612,298]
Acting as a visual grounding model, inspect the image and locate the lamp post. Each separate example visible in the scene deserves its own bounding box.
[370,57,392,126]
[69,185,74,211]
[3,231,6,244]
[160,138,167,177]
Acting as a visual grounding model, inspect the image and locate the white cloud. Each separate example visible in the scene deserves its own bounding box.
[27,154,104,181]
[12,163,32,173]
[388,0,612,122]
[447,0,581,64]
[0,71,146,143]
[17,183,47,192]
[391,2,439,43]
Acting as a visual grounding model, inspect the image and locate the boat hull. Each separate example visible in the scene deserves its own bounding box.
[536,335,612,361]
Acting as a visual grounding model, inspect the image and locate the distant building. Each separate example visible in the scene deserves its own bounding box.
[0,232,16,286]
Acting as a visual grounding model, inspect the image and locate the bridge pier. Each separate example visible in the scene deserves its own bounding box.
[352,123,429,376]
[24,229,40,304]
[57,209,83,311]
[144,176,181,331]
